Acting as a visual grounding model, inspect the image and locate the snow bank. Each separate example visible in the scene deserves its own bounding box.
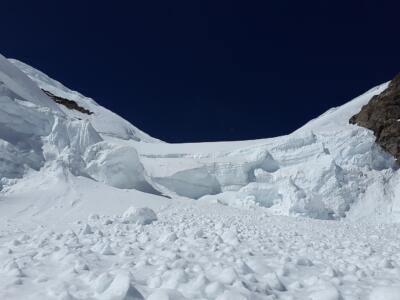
[151,148,280,199]
[0,56,57,187]
[0,54,157,194]
[139,83,399,220]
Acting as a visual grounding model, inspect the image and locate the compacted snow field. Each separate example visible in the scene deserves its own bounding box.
[1,204,400,300]
[1,53,400,299]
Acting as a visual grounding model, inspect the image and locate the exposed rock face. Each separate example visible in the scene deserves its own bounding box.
[42,89,93,115]
[350,73,400,160]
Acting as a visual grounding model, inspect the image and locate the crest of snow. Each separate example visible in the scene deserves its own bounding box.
[8,58,160,143]
[0,54,59,110]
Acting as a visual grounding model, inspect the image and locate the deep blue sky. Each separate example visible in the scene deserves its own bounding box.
[1,1,399,142]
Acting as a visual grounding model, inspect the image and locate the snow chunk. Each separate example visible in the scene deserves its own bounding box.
[98,272,144,300]
[158,232,178,244]
[215,291,248,300]
[147,289,187,300]
[369,286,400,300]
[85,142,156,193]
[217,267,238,285]
[122,207,157,225]
[81,224,93,235]
[263,272,286,291]
[308,285,340,300]
[153,166,221,199]
[296,257,313,266]
[221,231,240,246]
[101,244,114,255]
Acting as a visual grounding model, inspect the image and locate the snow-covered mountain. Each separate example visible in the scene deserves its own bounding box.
[1,53,398,222]
[1,54,400,300]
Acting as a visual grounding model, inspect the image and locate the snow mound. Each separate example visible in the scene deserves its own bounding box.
[122,206,158,225]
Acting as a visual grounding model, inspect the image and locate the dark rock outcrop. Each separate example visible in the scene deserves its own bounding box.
[42,89,93,115]
[350,73,400,160]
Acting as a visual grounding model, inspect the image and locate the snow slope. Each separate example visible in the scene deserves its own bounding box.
[2,203,400,300]
[9,59,160,143]
[1,54,400,299]
[1,54,400,222]
[132,83,399,221]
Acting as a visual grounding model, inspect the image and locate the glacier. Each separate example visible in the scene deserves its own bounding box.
[0,53,400,299]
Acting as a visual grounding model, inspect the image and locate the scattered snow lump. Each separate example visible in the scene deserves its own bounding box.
[369,286,400,300]
[98,272,144,300]
[122,206,157,225]
[1,205,400,299]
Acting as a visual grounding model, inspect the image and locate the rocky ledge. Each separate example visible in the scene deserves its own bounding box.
[42,89,93,115]
[350,73,400,161]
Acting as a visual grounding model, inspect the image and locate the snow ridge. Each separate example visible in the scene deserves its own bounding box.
[9,58,161,143]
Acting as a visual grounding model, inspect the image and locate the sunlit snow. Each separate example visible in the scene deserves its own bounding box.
[0,53,400,299]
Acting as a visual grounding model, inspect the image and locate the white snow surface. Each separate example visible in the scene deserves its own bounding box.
[8,58,160,143]
[1,55,400,299]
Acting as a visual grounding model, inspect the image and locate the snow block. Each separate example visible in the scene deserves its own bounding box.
[85,142,157,193]
[122,207,157,225]
[98,272,144,300]
[147,289,187,300]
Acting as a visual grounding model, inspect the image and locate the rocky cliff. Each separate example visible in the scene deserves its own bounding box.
[350,73,400,161]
